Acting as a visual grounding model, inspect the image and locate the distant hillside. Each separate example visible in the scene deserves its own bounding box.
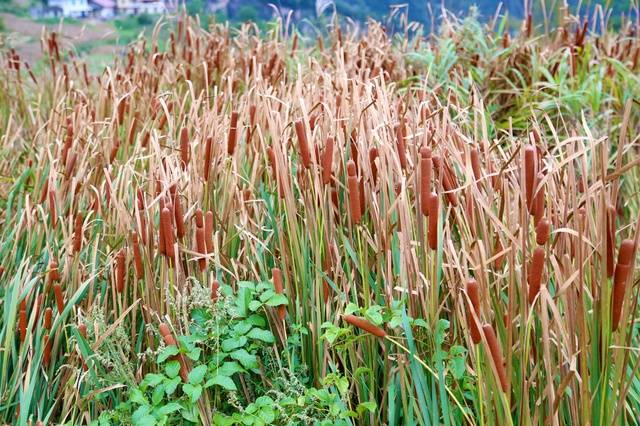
[218,0,633,25]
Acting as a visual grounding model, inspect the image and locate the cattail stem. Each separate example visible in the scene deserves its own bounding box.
[132,232,144,279]
[524,145,537,212]
[606,205,616,277]
[343,315,386,338]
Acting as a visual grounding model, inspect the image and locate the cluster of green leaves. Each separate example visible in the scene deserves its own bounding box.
[96,280,353,425]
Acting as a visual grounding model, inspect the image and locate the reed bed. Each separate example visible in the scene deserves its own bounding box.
[0,6,639,425]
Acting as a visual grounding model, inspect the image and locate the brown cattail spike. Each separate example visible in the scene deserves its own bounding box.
[159,323,189,381]
[227,111,239,155]
[204,211,214,254]
[294,119,311,168]
[53,284,64,314]
[347,160,361,224]
[482,324,507,392]
[161,207,176,259]
[179,127,189,169]
[535,218,551,246]
[420,147,432,216]
[321,136,334,185]
[528,247,545,304]
[465,279,482,344]
[524,145,537,212]
[73,213,83,253]
[343,315,386,338]
[132,232,144,279]
[211,280,220,302]
[19,300,27,343]
[612,239,636,331]
[115,250,126,293]
[427,192,439,250]
[272,268,286,321]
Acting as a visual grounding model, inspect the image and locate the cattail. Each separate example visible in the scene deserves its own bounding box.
[39,178,49,204]
[470,148,482,182]
[321,136,334,184]
[606,205,616,277]
[612,239,636,331]
[171,186,186,239]
[44,307,52,329]
[347,160,361,224]
[465,279,482,344]
[432,156,458,207]
[115,249,126,293]
[19,300,27,343]
[161,207,176,259]
[527,247,545,304]
[180,127,189,169]
[395,122,408,170]
[49,188,57,228]
[343,315,386,338]
[482,324,507,392]
[136,188,147,245]
[78,323,87,339]
[195,224,206,271]
[131,232,144,279]
[73,213,83,253]
[203,136,213,182]
[53,284,64,314]
[211,279,220,302]
[532,173,545,224]
[227,111,239,155]
[294,119,311,168]
[428,192,439,250]
[369,147,379,183]
[524,145,536,212]
[47,261,60,290]
[43,334,51,365]
[420,147,432,216]
[272,268,286,320]
[158,323,189,381]
[117,98,126,125]
[535,218,551,245]
[205,211,214,254]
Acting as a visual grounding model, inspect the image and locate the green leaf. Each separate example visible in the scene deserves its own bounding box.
[233,321,253,335]
[165,361,181,379]
[182,383,203,403]
[164,376,181,395]
[265,294,288,307]
[247,328,275,343]
[156,402,182,416]
[245,315,266,327]
[143,373,165,387]
[186,347,202,361]
[132,406,156,426]
[259,289,275,302]
[213,413,235,426]
[230,349,258,369]
[448,345,467,380]
[222,336,247,352]
[217,361,244,376]
[151,385,165,406]
[188,365,207,385]
[345,303,359,315]
[249,300,263,311]
[206,374,237,391]
[157,345,180,363]
[356,401,377,416]
[130,388,148,405]
[365,306,383,325]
